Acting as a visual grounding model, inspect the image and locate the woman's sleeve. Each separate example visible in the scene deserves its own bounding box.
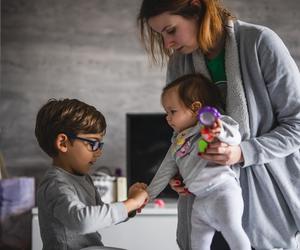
[241,28,300,167]
[218,115,241,146]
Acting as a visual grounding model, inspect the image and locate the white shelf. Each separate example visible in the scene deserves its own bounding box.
[138,200,177,215]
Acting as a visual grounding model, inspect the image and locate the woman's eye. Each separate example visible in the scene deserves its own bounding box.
[167,28,176,34]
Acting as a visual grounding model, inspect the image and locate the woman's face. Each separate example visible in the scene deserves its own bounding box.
[148,12,199,54]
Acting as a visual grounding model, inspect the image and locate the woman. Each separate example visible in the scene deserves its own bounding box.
[137,0,300,249]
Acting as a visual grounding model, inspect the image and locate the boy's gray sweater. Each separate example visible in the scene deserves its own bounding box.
[37,167,128,250]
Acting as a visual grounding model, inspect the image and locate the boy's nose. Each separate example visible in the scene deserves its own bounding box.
[94,149,102,158]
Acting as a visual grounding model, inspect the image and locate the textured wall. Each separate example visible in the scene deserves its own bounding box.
[1,0,166,178]
[1,0,300,179]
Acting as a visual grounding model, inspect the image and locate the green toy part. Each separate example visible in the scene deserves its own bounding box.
[198,139,208,153]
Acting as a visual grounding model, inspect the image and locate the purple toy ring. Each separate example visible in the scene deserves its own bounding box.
[197,106,221,127]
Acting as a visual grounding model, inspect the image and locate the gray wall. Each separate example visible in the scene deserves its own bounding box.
[1,0,300,180]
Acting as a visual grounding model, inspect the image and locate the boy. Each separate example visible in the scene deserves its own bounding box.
[35,98,148,250]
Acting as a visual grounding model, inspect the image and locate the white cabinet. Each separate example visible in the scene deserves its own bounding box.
[32,208,43,250]
[32,201,179,250]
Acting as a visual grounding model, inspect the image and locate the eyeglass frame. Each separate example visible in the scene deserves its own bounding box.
[66,132,104,152]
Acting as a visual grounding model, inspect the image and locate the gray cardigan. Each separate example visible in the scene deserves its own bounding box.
[167,20,300,249]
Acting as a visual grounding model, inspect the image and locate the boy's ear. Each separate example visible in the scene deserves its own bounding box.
[55,133,69,153]
[191,101,202,114]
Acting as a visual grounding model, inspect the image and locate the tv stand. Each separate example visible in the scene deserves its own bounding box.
[32,200,179,250]
[101,199,179,250]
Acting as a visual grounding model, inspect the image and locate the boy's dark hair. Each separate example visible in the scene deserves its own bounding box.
[35,98,106,157]
[162,73,224,111]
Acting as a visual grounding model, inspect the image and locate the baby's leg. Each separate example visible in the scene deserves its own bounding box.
[213,179,251,250]
[191,197,215,250]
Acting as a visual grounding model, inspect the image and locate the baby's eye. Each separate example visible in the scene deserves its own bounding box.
[170,110,177,114]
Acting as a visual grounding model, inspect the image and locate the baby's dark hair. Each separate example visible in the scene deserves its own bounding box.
[35,98,106,157]
[162,74,224,111]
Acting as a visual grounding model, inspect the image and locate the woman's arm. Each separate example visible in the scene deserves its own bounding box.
[201,28,300,167]
[240,28,300,167]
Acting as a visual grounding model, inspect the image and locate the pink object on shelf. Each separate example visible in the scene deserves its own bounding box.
[154,198,165,208]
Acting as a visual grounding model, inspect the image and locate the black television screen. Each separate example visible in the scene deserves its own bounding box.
[126,113,178,199]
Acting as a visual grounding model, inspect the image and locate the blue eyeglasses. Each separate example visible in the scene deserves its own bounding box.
[66,133,104,151]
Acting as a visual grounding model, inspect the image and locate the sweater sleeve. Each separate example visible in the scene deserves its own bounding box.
[218,115,241,145]
[45,180,128,234]
[241,27,300,167]
[147,146,178,200]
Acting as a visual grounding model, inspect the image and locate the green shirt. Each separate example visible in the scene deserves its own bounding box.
[205,48,227,103]
[205,48,226,83]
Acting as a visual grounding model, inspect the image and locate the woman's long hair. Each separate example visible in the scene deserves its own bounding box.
[137,0,234,65]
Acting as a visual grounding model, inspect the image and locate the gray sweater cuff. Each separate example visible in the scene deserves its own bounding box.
[111,202,128,223]
[240,140,259,167]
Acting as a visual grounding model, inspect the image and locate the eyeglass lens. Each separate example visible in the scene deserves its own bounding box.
[90,141,104,151]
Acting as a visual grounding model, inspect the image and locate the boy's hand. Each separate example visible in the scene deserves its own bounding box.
[124,182,149,213]
[129,182,147,192]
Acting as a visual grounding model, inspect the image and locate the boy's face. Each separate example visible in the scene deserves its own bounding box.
[60,132,105,175]
[162,87,197,133]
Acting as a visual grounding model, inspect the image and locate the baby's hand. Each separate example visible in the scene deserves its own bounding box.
[209,118,222,137]
[201,119,222,143]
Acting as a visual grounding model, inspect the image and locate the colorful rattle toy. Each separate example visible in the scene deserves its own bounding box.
[197,106,221,154]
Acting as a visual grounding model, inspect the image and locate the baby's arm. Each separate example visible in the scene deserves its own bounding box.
[147,147,178,200]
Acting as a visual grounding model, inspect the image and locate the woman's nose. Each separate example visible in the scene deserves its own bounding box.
[164,36,175,49]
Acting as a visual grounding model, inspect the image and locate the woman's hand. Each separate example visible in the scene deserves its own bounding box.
[169,176,190,196]
[200,141,244,166]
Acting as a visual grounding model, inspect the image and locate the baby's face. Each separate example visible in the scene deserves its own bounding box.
[162,88,197,133]
[63,132,105,175]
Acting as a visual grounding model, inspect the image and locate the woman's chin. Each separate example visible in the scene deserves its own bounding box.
[181,48,197,55]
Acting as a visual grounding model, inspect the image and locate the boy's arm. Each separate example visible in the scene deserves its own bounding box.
[45,180,128,234]
[217,115,241,145]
